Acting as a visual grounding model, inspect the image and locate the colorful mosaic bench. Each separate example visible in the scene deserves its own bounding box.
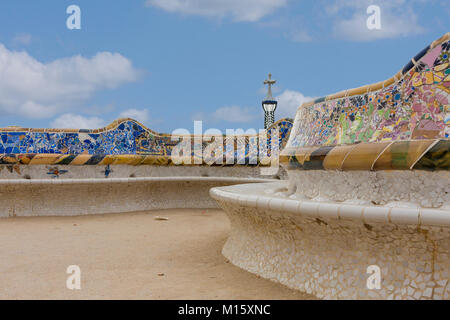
[281,33,449,171]
[0,118,293,166]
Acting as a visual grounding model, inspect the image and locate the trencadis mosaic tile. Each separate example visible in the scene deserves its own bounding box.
[281,33,450,172]
[0,118,293,166]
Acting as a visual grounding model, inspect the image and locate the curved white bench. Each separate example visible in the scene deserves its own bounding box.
[0,176,274,217]
[210,182,450,300]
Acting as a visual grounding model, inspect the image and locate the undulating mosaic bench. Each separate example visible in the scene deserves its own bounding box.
[211,33,450,300]
[0,118,293,217]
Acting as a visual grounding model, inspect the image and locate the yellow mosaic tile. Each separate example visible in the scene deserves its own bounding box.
[341,142,391,171]
[373,140,436,170]
[322,145,356,170]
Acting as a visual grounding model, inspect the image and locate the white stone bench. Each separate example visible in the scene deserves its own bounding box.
[211,182,449,299]
[0,175,274,217]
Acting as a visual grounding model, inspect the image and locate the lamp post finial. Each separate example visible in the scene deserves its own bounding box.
[263,73,276,100]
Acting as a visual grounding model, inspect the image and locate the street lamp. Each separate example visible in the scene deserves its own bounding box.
[262,73,277,129]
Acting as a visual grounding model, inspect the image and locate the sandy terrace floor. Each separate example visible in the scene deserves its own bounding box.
[0,209,315,299]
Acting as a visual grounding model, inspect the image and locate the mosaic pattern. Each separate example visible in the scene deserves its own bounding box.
[215,192,450,300]
[0,120,168,156]
[0,118,293,166]
[281,139,449,171]
[282,33,450,171]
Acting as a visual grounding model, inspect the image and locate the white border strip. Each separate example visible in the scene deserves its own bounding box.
[210,183,450,228]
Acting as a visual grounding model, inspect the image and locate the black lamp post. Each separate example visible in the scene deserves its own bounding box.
[262,73,277,129]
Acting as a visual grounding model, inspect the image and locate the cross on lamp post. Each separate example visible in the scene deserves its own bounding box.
[262,73,277,129]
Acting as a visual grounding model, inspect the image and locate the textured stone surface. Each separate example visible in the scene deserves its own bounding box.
[215,198,449,300]
[0,165,276,217]
[0,179,271,217]
[287,170,450,209]
[211,180,450,300]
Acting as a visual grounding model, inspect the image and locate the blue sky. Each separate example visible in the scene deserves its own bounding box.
[0,0,448,132]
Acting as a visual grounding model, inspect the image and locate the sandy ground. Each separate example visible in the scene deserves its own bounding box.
[0,209,315,300]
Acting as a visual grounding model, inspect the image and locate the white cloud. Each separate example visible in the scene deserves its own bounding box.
[51,113,106,129]
[118,108,150,123]
[50,108,152,129]
[13,33,32,46]
[328,0,425,41]
[0,44,140,119]
[290,30,312,43]
[275,90,314,118]
[145,0,287,22]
